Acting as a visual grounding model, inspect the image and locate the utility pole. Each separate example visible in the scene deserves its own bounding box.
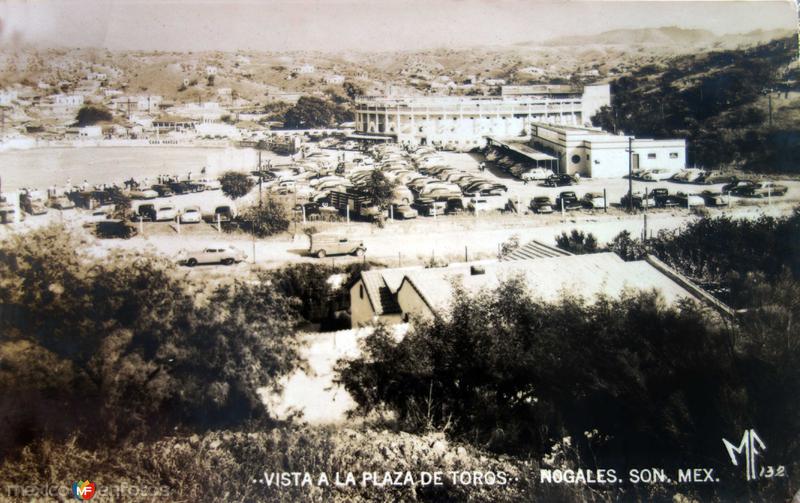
[627,136,633,213]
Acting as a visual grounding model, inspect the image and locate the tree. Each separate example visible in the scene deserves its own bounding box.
[555,229,598,254]
[238,200,289,237]
[283,96,348,129]
[75,105,112,126]
[0,225,302,454]
[343,81,365,101]
[362,170,396,210]
[219,171,254,200]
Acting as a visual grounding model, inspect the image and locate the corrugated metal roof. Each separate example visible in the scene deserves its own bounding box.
[503,240,573,261]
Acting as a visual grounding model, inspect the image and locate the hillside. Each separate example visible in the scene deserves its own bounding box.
[591,36,800,172]
[542,26,794,49]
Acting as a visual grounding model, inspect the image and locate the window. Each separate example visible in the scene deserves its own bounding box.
[571,154,581,164]
[359,284,364,299]
[669,152,679,159]
[647,153,656,159]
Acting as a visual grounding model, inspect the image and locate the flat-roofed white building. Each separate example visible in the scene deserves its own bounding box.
[529,123,686,178]
[354,84,611,150]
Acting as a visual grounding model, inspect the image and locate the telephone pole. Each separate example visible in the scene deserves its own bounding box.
[627,136,633,212]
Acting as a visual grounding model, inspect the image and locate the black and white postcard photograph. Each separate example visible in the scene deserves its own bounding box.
[0,0,798,501]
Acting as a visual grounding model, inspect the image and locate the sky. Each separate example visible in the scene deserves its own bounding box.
[0,0,796,52]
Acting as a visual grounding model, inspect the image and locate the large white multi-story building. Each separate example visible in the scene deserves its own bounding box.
[354,84,611,150]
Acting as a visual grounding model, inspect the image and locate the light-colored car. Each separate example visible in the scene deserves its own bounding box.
[128,188,159,199]
[180,206,203,223]
[309,234,366,258]
[177,245,247,266]
[155,205,178,221]
[521,167,554,181]
[392,204,418,219]
[467,197,492,213]
[639,169,678,181]
[581,192,607,209]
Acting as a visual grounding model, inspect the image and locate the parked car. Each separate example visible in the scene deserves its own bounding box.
[413,198,447,217]
[151,184,174,197]
[639,168,678,181]
[699,191,730,207]
[445,197,465,215]
[736,181,788,198]
[129,188,159,199]
[20,193,48,215]
[309,234,366,258]
[134,203,156,221]
[722,179,753,194]
[673,192,705,207]
[555,191,582,211]
[652,188,680,208]
[177,245,247,266]
[544,174,577,187]
[154,205,178,221]
[619,191,657,210]
[670,169,705,184]
[530,196,554,214]
[49,196,75,210]
[521,167,554,181]
[392,204,418,219]
[180,206,203,223]
[467,197,493,213]
[581,192,606,209]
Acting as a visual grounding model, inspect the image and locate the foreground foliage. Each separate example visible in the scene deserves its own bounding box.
[337,280,799,501]
[0,226,302,456]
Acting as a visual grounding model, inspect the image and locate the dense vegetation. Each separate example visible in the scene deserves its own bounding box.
[592,36,799,172]
[283,96,354,129]
[218,170,255,200]
[338,213,800,501]
[74,105,112,126]
[609,211,800,306]
[0,226,303,457]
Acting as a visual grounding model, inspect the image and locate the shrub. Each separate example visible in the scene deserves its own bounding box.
[239,200,290,237]
[219,171,255,200]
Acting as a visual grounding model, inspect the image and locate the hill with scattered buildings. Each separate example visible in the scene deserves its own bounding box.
[590,35,799,172]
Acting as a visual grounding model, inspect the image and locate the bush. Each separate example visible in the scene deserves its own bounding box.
[337,277,799,501]
[555,229,598,254]
[0,225,302,455]
[238,200,290,237]
[219,171,255,200]
[75,105,112,126]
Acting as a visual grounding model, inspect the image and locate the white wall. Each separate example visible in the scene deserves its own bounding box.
[396,281,434,321]
[350,280,376,326]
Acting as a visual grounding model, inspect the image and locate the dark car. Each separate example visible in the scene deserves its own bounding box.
[544,174,577,187]
[652,188,680,208]
[530,196,554,214]
[169,181,195,194]
[555,191,582,211]
[445,197,465,215]
[152,184,174,197]
[293,202,320,216]
[134,203,157,221]
[722,179,752,194]
[699,190,730,207]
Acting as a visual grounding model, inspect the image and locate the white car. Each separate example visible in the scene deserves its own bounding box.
[155,205,178,221]
[129,188,158,199]
[467,198,493,213]
[640,169,678,181]
[521,168,554,181]
[177,245,247,266]
[180,206,203,223]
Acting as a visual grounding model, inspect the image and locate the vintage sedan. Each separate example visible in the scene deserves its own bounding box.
[177,245,247,266]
